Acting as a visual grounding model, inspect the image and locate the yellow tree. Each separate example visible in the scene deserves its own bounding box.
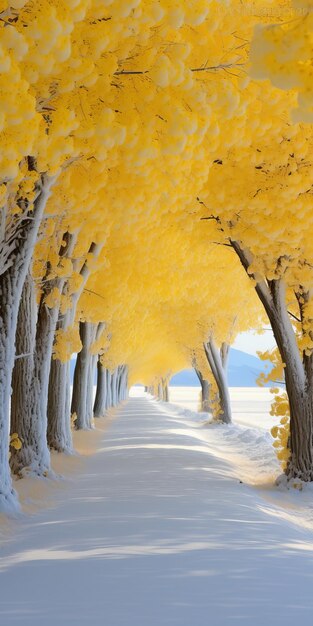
[199,102,313,479]
[0,0,164,501]
[86,203,261,423]
[3,0,313,511]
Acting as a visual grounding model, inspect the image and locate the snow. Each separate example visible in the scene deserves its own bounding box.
[2,389,313,624]
[169,385,281,430]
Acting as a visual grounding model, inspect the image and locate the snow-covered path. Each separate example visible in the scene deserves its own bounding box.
[2,396,313,625]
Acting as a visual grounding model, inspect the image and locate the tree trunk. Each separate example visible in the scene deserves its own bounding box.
[94,359,107,417]
[264,284,313,480]
[47,242,103,450]
[47,303,77,453]
[47,357,73,452]
[110,368,119,407]
[10,232,77,476]
[117,365,128,402]
[220,342,230,369]
[157,382,163,401]
[120,365,128,401]
[71,323,90,430]
[0,173,54,508]
[47,318,75,452]
[116,366,122,404]
[87,352,98,419]
[10,272,51,476]
[86,323,104,421]
[204,339,232,424]
[10,271,37,474]
[194,368,211,412]
[72,322,98,430]
[232,241,313,480]
[285,384,313,480]
[106,369,112,409]
[161,378,169,402]
[0,271,23,507]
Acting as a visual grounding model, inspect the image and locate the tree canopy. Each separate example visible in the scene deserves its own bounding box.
[0,0,313,509]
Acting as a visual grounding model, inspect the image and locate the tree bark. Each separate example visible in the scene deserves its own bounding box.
[116,365,127,402]
[0,173,54,508]
[106,369,112,409]
[72,322,98,430]
[119,365,128,401]
[204,339,232,423]
[10,272,37,474]
[161,378,169,402]
[87,351,98,419]
[231,240,313,480]
[47,357,73,452]
[10,232,77,475]
[157,382,163,401]
[47,242,103,450]
[94,359,107,417]
[194,368,211,412]
[86,323,104,421]
[110,368,119,407]
[10,272,51,475]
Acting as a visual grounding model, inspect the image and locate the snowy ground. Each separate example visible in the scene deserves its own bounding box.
[1,390,313,625]
[169,386,280,430]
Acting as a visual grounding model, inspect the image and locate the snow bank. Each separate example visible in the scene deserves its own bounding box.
[156,395,313,534]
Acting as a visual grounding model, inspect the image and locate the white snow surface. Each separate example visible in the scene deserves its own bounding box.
[169,386,281,430]
[2,389,313,625]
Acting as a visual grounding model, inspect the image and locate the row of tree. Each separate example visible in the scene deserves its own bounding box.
[0,1,313,512]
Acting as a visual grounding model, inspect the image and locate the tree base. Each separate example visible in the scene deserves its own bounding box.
[276,472,312,489]
[212,415,232,425]
[49,441,75,454]
[10,446,51,479]
[17,465,56,480]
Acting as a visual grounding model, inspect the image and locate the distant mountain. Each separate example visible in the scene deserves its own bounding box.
[170,348,273,387]
[70,348,274,388]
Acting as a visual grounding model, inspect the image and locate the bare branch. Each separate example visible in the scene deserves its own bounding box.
[84,288,106,301]
[114,70,149,76]
[114,61,245,78]
[288,310,301,323]
[191,62,245,72]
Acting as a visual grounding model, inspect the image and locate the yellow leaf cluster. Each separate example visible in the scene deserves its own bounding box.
[53,325,82,363]
[10,432,22,451]
[270,394,291,469]
[1,0,312,391]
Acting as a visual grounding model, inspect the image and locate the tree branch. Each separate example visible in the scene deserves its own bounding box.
[288,310,301,323]
[114,62,245,78]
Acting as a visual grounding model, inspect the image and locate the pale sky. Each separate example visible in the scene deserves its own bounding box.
[232,328,276,356]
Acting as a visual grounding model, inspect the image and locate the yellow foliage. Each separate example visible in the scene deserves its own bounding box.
[71,412,77,429]
[1,0,313,422]
[10,432,22,451]
[44,287,61,309]
[251,3,313,122]
[270,393,291,470]
[53,325,82,362]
